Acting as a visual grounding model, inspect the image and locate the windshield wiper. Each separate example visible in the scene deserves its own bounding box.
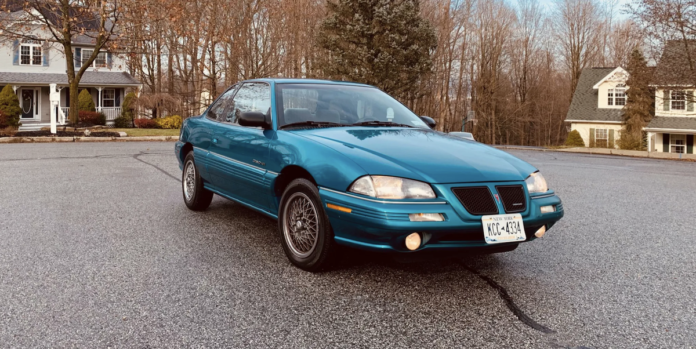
[352,121,415,128]
[280,121,346,130]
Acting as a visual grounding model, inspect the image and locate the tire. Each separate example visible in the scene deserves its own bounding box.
[278,178,336,272]
[182,152,214,211]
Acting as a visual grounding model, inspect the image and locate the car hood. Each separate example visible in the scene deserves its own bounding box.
[293,127,537,184]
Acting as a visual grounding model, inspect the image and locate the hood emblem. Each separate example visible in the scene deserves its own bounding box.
[494,194,500,203]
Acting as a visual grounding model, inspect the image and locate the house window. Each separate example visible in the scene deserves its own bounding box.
[595,129,608,148]
[671,90,686,110]
[670,134,686,153]
[82,49,107,68]
[608,88,626,106]
[20,39,42,66]
[102,89,115,108]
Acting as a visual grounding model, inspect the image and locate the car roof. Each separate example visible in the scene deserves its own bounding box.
[243,78,375,88]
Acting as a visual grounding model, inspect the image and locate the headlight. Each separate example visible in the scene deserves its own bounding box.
[349,176,436,199]
[525,172,548,194]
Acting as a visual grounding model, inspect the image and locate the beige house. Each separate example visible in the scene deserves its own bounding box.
[565,67,628,148]
[645,41,695,154]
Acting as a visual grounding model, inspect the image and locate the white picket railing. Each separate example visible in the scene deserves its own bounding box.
[101,107,122,121]
[60,107,122,124]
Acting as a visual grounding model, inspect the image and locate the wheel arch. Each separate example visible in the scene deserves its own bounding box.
[273,165,317,199]
[180,142,194,163]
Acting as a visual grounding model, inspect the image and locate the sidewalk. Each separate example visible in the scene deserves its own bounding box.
[496,145,696,161]
[0,136,177,143]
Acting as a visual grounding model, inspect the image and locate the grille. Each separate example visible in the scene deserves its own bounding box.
[496,185,527,213]
[451,187,498,215]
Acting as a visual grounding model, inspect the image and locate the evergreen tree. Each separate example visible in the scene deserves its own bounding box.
[620,49,654,150]
[0,85,21,127]
[564,130,585,147]
[317,0,437,99]
[78,89,96,112]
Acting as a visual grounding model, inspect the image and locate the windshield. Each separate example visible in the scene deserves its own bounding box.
[275,84,428,128]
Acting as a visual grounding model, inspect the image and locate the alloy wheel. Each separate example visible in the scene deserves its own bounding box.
[183,160,196,201]
[283,192,320,258]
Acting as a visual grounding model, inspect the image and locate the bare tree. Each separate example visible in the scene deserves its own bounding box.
[554,0,604,99]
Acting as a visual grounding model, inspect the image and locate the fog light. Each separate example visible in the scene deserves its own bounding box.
[405,233,422,251]
[534,226,547,238]
[408,213,444,222]
[540,205,555,214]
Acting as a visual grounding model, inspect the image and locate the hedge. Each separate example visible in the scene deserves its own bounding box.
[78,111,106,126]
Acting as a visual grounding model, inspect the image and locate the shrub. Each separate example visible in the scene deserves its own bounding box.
[618,132,644,150]
[78,89,96,112]
[113,115,132,128]
[78,111,106,126]
[0,85,21,127]
[157,115,182,129]
[565,130,585,147]
[134,118,159,128]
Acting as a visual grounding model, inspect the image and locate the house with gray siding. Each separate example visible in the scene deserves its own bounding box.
[0,4,141,130]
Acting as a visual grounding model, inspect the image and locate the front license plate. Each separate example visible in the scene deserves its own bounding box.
[482,214,526,244]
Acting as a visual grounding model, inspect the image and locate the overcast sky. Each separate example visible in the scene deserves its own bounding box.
[536,0,632,18]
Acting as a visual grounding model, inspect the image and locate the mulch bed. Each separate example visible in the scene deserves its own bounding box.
[7,131,121,138]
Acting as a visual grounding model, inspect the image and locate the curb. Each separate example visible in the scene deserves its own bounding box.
[0,136,177,143]
[496,145,696,161]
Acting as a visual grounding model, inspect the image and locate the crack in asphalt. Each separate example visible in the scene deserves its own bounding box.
[132,152,179,181]
[460,263,556,334]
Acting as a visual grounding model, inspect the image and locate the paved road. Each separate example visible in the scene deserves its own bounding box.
[0,143,694,348]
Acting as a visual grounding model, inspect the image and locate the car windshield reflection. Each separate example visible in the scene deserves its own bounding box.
[276,84,429,129]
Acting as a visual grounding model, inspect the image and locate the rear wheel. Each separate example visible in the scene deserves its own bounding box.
[182,152,213,211]
[278,178,335,272]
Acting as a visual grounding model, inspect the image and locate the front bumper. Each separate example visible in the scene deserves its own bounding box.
[319,183,564,253]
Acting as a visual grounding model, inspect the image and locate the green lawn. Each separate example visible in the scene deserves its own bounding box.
[102,128,181,137]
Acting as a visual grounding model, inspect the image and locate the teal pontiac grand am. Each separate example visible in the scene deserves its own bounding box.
[175,79,564,271]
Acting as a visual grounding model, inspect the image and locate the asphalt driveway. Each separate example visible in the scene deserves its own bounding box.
[0,143,694,348]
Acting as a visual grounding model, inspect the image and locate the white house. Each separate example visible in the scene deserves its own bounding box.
[565,67,628,149]
[645,40,695,154]
[0,4,141,130]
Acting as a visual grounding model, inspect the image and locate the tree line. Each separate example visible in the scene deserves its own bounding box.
[2,0,688,145]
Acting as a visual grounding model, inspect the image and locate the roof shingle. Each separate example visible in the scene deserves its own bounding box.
[0,71,141,86]
[647,116,696,131]
[565,68,623,122]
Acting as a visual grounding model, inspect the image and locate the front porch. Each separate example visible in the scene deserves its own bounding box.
[13,85,127,131]
[647,131,695,154]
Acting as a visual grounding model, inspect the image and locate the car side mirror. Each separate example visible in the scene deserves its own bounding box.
[239,111,271,129]
[419,116,436,129]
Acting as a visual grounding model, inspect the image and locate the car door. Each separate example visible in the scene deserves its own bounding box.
[208,82,273,210]
[197,86,239,181]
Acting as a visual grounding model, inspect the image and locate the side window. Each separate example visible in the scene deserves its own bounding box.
[207,87,237,122]
[227,82,271,125]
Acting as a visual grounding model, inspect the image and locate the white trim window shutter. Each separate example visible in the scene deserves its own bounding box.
[107,52,113,69]
[42,41,50,67]
[12,40,20,65]
[74,48,81,68]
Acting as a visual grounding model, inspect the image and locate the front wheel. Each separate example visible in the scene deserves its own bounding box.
[278,178,336,272]
[182,152,214,211]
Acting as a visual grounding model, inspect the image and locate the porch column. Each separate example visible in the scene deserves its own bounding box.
[97,87,103,112]
[646,132,652,153]
[49,84,59,134]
